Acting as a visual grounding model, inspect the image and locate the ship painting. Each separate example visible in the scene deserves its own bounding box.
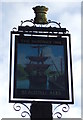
[16,42,66,91]
[24,45,50,89]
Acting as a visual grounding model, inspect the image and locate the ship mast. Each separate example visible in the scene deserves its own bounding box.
[32,45,46,57]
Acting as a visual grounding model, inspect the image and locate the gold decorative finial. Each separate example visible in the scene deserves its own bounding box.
[33,6,48,24]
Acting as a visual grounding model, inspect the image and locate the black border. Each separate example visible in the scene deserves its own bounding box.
[9,32,74,104]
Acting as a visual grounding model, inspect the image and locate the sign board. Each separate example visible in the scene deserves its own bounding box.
[9,32,74,104]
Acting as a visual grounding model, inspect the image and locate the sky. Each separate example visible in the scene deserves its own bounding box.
[0,0,82,119]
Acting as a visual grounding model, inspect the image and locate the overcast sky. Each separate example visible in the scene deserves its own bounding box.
[0,0,82,119]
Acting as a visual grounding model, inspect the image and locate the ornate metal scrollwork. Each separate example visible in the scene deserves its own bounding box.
[20,19,61,28]
[53,104,70,119]
[13,103,70,118]
[47,20,61,28]
[13,103,31,118]
[21,19,34,26]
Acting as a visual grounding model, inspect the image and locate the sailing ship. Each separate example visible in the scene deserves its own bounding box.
[24,45,50,89]
[24,45,64,90]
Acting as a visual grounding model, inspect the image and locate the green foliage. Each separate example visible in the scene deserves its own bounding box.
[16,64,28,80]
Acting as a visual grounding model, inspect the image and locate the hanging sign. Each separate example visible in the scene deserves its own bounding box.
[9,31,74,104]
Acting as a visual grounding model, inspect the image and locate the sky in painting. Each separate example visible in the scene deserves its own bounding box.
[17,43,64,66]
[0,0,82,119]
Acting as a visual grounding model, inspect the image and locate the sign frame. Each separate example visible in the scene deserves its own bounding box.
[9,30,74,104]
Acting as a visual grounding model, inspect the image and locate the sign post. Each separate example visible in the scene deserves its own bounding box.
[31,102,52,120]
[9,6,74,119]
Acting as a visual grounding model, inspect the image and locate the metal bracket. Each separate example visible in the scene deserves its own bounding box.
[13,103,31,118]
[13,103,70,119]
[12,19,69,35]
[53,104,70,119]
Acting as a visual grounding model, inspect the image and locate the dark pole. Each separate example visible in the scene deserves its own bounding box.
[30,102,52,120]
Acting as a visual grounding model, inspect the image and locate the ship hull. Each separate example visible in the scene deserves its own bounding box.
[29,75,47,89]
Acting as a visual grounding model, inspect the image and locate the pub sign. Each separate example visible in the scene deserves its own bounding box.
[9,27,74,104]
